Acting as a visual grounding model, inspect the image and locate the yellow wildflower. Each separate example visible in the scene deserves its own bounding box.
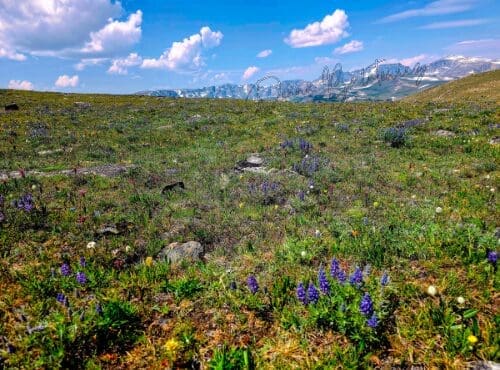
[164,338,181,354]
[145,256,154,267]
[467,335,478,345]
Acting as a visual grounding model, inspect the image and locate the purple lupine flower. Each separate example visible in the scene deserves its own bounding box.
[318,268,330,295]
[76,272,87,285]
[330,258,340,279]
[337,269,346,284]
[79,256,86,267]
[297,190,305,201]
[56,293,66,304]
[0,194,4,206]
[16,193,34,212]
[60,263,71,276]
[381,272,390,286]
[307,283,320,304]
[349,267,363,287]
[247,275,259,294]
[367,313,378,328]
[95,303,103,315]
[360,293,374,316]
[296,282,308,305]
[487,251,498,265]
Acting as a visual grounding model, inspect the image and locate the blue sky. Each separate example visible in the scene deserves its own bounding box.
[1,0,499,93]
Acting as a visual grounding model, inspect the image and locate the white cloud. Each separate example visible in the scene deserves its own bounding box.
[75,58,107,71]
[8,80,34,90]
[55,75,79,88]
[108,53,143,74]
[141,27,223,71]
[379,0,474,23]
[82,10,142,55]
[200,26,223,48]
[242,66,260,80]
[446,38,500,58]
[314,56,338,65]
[284,9,349,48]
[0,48,26,61]
[399,54,432,67]
[334,40,364,55]
[421,19,488,29]
[257,49,272,58]
[0,1,142,59]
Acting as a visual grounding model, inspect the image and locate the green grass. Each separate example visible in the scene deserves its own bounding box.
[0,81,498,369]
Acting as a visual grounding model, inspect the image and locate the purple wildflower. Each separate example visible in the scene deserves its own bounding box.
[0,194,4,206]
[95,303,103,315]
[487,251,497,265]
[367,313,378,328]
[318,268,330,295]
[79,256,86,267]
[296,282,308,305]
[330,258,340,279]
[381,272,390,286]
[247,275,259,294]
[60,263,71,277]
[56,293,66,304]
[76,272,87,285]
[360,292,374,316]
[349,267,363,287]
[16,193,34,212]
[297,190,305,201]
[337,269,346,284]
[307,283,320,304]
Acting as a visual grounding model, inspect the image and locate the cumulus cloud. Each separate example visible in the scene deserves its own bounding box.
[284,9,349,48]
[8,80,34,90]
[82,11,142,55]
[141,27,223,71]
[0,0,142,59]
[108,53,143,74]
[334,40,364,55]
[242,66,260,80]
[55,75,79,88]
[379,0,474,23]
[257,49,272,58]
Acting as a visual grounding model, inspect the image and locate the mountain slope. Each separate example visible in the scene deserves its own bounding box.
[137,56,500,101]
[405,69,500,104]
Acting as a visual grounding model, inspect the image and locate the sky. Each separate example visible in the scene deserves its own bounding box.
[1,0,499,93]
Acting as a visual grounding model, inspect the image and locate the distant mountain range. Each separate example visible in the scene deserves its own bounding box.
[136,56,500,102]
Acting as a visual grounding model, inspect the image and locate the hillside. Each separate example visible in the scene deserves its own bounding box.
[405,69,500,104]
[0,88,498,369]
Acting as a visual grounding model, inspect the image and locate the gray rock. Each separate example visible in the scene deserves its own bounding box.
[434,129,456,137]
[489,137,500,145]
[97,225,120,235]
[157,241,203,264]
[246,155,264,166]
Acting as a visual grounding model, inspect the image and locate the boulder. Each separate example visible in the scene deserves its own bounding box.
[157,241,203,264]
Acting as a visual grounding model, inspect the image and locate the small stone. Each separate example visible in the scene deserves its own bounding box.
[434,129,456,137]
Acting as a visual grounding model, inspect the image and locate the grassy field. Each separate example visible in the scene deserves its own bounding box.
[0,73,498,369]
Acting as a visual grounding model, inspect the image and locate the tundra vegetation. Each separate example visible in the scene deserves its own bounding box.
[0,73,498,369]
